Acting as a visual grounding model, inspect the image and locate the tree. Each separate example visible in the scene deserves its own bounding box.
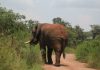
[53,17,62,24]
[52,17,71,27]
[0,6,27,36]
[25,20,39,31]
[91,25,100,39]
[75,25,85,41]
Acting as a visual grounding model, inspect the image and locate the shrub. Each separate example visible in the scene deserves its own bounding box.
[0,46,28,70]
[76,39,100,69]
[0,32,43,70]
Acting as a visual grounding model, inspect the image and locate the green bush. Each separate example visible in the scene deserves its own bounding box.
[0,46,28,70]
[76,39,100,69]
[0,6,43,70]
[21,45,43,68]
[65,47,76,53]
[0,32,43,70]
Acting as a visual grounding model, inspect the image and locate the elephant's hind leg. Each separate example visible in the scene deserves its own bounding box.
[47,48,53,64]
[54,48,62,66]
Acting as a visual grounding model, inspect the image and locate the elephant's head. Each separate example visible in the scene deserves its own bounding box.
[25,23,45,45]
[29,29,38,45]
[29,24,39,45]
[25,24,39,45]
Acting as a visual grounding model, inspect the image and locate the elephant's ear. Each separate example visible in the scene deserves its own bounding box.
[35,23,41,40]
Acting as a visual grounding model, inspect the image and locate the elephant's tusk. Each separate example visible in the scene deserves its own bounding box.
[24,41,30,44]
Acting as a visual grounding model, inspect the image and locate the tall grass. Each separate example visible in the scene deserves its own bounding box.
[0,31,43,70]
[65,47,76,53]
[76,39,100,69]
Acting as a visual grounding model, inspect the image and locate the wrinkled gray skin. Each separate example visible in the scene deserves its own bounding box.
[30,23,68,66]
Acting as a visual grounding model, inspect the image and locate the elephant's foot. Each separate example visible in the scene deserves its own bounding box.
[55,63,60,66]
[44,61,48,64]
[42,59,47,64]
[47,60,53,64]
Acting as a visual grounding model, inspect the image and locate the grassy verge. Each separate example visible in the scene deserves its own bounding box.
[0,32,43,70]
[75,39,100,69]
[65,47,76,53]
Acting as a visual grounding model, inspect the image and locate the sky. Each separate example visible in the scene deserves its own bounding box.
[0,0,100,31]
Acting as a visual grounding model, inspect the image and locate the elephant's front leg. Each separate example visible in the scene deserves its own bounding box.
[40,48,47,63]
[40,42,47,64]
[47,48,53,64]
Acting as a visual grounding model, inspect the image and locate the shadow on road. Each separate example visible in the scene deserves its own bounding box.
[45,64,68,67]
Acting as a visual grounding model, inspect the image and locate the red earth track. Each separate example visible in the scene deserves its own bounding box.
[43,54,96,70]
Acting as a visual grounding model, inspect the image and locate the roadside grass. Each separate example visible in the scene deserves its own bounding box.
[0,31,43,70]
[76,39,100,69]
[65,47,76,53]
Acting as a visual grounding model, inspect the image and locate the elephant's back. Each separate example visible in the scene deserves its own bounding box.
[41,24,68,39]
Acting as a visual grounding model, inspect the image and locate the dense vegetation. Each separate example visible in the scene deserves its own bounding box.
[76,36,100,69]
[0,6,42,70]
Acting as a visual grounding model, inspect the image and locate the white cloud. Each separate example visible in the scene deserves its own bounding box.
[12,0,33,7]
[52,0,100,9]
[0,0,100,31]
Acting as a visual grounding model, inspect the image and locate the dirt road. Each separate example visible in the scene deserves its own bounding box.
[43,54,96,70]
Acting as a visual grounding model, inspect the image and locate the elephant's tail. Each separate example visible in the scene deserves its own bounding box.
[61,39,66,59]
[63,51,65,59]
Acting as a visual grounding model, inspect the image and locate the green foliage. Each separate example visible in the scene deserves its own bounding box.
[0,6,42,70]
[0,6,27,35]
[75,25,85,41]
[22,45,43,68]
[0,46,28,70]
[76,39,100,69]
[52,17,71,27]
[0,31,43,70]
[65,47,76,53]
[91,24,100,39]
[67,27,77,47]
[26,20,39,31]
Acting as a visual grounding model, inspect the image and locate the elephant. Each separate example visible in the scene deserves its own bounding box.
[28,23,68,66]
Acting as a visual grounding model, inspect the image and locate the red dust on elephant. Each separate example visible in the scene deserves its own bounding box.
[26,23,68,66]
